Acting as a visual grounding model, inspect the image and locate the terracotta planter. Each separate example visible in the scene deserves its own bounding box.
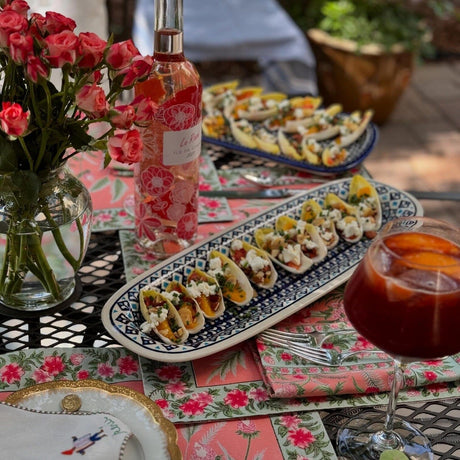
[307,29,415,125]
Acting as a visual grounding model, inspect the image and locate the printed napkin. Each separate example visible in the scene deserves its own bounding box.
[0,403,132,459]
[254,288,460,399]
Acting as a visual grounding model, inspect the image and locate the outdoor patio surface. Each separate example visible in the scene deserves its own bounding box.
[198,59,460,227]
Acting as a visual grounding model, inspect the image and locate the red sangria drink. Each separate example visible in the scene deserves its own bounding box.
[337,216,460,460]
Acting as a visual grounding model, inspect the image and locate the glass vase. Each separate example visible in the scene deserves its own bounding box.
[0,165,92,313]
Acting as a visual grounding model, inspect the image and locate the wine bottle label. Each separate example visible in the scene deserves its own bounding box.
[163,122,202,166]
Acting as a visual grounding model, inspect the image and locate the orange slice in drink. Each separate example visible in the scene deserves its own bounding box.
[386,233,460,257]
[401,251,460,280]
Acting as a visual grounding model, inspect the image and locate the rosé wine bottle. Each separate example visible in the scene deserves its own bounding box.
[134,0,202,259]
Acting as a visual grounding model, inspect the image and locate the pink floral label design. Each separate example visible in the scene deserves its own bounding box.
[157,102,196,130]
[140,165,174,196]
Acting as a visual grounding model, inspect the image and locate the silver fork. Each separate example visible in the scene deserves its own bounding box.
[261,328,356,347]
[260,334,389,367]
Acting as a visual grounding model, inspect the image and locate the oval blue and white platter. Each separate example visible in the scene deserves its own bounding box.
[102,178,423,362]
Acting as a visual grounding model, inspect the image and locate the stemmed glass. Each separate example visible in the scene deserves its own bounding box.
[337,216,460,459]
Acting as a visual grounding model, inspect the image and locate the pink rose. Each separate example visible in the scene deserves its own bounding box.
[44,11,76,34]
[109,104,136,129]
[119,55,153,87]
[0,102,29,137]
[108,129,143,164]
[44,30,78,68]
[76,84,108,118]
[8,32,33,64]
[105,39,140,69]
[26,55,49,82]
[0,10,28,47]
[77,32,107,68]
[132,95,158,124]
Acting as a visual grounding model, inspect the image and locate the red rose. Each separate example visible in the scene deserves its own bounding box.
[76,84,108,118]
[0,102,29,137]
[44,30,79,68]
[26,55,49,82]
[108,129,143,164]
[109,104,136,129]
[105,39,140,69]
[8,32,33,64]
[132,95,158,124]
[44,11,76,34]
[77,32,107,68]
[119,55,153,87]
[3,0,30,16]
[29,12,47,40]
[0,10,28,47]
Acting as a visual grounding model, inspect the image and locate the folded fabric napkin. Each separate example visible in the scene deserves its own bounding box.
[0,403,132,460]
[253,288,460,399]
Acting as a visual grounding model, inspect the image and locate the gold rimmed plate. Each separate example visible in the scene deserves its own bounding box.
[6,379,181,460]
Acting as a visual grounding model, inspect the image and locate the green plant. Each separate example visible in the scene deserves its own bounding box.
[279,0,445,52]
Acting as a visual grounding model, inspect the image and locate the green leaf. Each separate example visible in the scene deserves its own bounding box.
[12,170,40,202]
[111,178,127,202]
[0,135,19,172]
[68,122,93,150]
[91,176,111,192]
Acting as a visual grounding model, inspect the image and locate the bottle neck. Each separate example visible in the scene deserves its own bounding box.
[154,0,183,55]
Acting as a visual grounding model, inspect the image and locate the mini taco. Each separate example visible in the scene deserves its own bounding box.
[300,199,339,249]
[164,281,205,334]
[275,215,328,264]
[348,175,382,236]
[294,104,343,140]
[323,193,363,243]
[139,288,189,345]
[229,239,278,289]
[186,268,225,319]
[230,119,257,149]
[253,128,280,154]
[202,113,230,138]
[254,227,312,274]
[235,92,286,121]
[265,96,322,132]
[301,137,323,165]
[208,250,254,306]
[278,130,303,161]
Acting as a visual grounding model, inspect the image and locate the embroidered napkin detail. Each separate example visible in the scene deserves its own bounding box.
[0,403,132,460]
[254,290,460,399]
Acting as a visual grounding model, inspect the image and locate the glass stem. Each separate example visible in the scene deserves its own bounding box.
[384,360,404,432]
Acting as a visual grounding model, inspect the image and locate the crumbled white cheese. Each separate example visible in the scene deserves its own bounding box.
[187,280,217,298]
[162,290,181,305]
[231,239,243,251]
[294,108,304,119]
[246,249,269,272]
[360,216,376,231]
[337,218,360,239]
[296,220,307,234]
[304,238,318,250]
[306,138,321,152]
[208,256,224,278]
[324,208,342,222]
[280,244,302,266]
[140,321,154,334]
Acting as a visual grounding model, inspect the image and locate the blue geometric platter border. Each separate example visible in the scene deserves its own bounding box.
[101,179,423,362]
